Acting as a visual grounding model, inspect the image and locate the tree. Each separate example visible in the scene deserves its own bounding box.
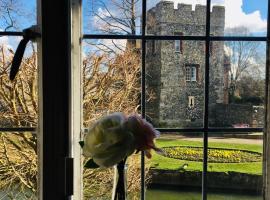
[0,44,37,199]
[0,0,33,31]
[85,0,141,51]
[0,42,148,199]
[237,75,265,105]
[87,0,139,35]
[82,47,153,199]
[225,27,265,100]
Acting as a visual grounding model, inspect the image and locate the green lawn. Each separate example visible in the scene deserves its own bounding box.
[146,189,262,200]
[150,138,262,175]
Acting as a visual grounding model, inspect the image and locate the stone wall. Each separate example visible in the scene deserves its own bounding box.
[209,104,264,127]
[146,1,226,127]
[149,169,262,193]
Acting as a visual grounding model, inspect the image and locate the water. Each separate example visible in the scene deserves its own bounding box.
[146,188,262,200]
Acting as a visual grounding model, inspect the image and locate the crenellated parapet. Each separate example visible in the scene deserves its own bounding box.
[148,1,225,28]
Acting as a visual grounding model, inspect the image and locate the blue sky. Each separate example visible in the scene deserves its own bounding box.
[0,0,268,50]
[0,0,267,34]
[243,0,267,19]
[83,0,268,35]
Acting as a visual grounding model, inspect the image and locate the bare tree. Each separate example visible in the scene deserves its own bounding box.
[87,0,139,35]
[0,42,149,199]
[0,44,37,199]
[225,27,265,99]
[82,47,150,199]
[85,0,141,51]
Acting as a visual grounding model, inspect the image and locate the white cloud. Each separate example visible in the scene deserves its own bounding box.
[215,0,267,33]
[86,39,127,55]
[149,0,267,33]
[0,30,14,53]
[0,35,9,46]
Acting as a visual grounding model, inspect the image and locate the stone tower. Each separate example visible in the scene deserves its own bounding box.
[146,1,226,127]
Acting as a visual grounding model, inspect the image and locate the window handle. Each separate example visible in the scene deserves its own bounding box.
[9,25,40,81]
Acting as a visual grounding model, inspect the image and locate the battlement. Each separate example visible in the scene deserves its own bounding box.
[149,1,225,27]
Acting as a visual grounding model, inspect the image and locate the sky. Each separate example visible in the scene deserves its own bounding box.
[0,0,268,50]
[83,0,268,35]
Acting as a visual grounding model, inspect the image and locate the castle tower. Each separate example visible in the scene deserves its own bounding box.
[146,1,226,127]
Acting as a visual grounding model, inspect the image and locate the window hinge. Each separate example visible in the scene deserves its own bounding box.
[65,157,74,198]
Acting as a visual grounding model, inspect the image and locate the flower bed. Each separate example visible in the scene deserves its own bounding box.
[162,146,262,163]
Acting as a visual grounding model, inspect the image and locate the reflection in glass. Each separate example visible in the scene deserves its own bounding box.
[209,41,266,128]
[146,40,205,128]
[0,132,37,199]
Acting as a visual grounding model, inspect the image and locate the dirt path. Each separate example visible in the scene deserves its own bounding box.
[160,134,263,145]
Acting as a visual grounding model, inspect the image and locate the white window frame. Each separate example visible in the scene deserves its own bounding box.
[191,67,197,81]
[175,40,181,52]
[186,65,197,82]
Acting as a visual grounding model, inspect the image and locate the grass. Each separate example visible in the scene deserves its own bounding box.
[149,138,263,175]
[146,188,262,200]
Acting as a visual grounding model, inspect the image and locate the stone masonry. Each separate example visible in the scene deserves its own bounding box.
[146,1,226,127]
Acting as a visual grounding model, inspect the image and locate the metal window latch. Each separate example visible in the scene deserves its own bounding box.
[9,25,41,81]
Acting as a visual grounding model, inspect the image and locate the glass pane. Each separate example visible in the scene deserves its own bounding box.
[211,0,267,36]
[146,40,205,128]
[209,41,265,128]
[207,133,263,199]
[0,37,38,128]
[0,132,37,199]
[82,39,142,199]
[146,132,203,199]
[146,1,206,36]
[83,0,142,35]
[0,0,36,31]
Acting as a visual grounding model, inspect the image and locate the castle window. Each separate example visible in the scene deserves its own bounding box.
[188,96,195,108]
[185,64,199,81]
[174,32,183,53]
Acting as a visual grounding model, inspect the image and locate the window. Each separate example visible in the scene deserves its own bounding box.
[1,0,267,199]
[83,0,269,199]
[188,96,195,108]
[175,32,183,53]
[186,64,198,82]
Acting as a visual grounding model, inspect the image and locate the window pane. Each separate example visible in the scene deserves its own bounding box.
[210,1,267,36]
[146,40,205,128]
[0,0,36,31]
[83,0,142,35]
[0,132,37,199]
[82,39,142,199]
[146,1,206,36]
[146,133,203,199]
[207,133,263,199]
[0,37,38,128]
[209,41,265,128]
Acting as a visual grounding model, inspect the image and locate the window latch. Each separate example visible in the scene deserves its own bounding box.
[9,25,41,81]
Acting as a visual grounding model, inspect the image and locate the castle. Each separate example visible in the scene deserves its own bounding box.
[145,1,229,127]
